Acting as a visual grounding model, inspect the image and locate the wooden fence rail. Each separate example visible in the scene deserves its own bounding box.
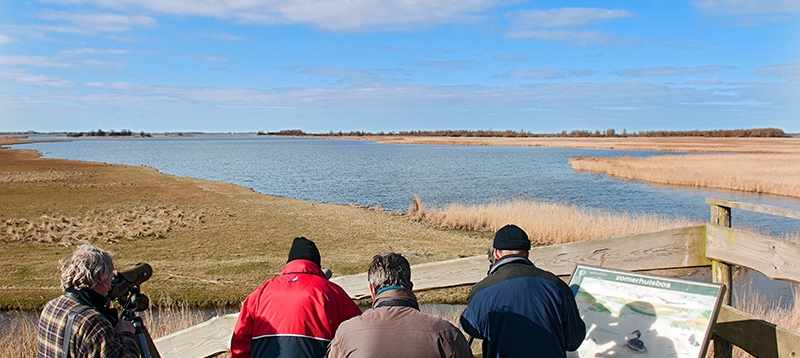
[153,198,800,358]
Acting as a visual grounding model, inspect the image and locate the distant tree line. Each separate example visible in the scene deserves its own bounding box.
[288,127,789,138]
[67,129,151,137]
[258,129,306,136]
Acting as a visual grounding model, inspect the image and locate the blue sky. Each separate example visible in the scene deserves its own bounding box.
[1,0,798,133]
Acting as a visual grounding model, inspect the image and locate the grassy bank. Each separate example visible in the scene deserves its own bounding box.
[0,141,491,309]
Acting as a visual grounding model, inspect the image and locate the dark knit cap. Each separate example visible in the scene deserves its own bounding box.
[287,237,321,267]
[493,224,531,250]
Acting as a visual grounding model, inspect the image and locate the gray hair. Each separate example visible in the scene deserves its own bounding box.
[368,252,412,292]
[60,243,114,292]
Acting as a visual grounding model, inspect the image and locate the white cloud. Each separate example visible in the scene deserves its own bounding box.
[684,78,725,85]
[755,63,800,81]
[505,8,636,45]
[0,35,14,45]
[414,60,476,69]
[0,70,76,88]
[82,59,126,67]
[505,29,629,46]
[58,48,138,56]
[40,10,157,32]
[499,68,564,79]
[692,0,800,15]
[3,79,797,132]
[512,8,636,28]
[0,55,73,68]
[612,65,736,77]
[493,53,529,63]
[40,0,500,31]
[496,68,595,79]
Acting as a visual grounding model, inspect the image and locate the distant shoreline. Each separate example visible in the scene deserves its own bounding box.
[324,135,800,154]
[5,134,800,199]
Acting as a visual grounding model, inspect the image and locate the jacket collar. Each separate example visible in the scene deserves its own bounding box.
[281,259,326,278]
[488,255,534,275]
[65,287,118,325]
[372,287,419,310]
[66,287,110,310]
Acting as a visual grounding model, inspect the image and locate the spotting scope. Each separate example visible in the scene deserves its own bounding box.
[108,263,152,300]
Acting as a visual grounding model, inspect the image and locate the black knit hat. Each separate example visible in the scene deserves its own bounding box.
[493,224,531,250]
[287,237,321,267]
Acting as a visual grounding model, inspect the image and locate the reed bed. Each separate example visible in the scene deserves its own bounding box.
[1,310,38,358]
[412,196,699,245]
[570,153,800,199]
[1,302,229,357]
[703,286,800,358]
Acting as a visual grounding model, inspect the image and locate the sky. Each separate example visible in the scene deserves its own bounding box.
[1,0,799,134]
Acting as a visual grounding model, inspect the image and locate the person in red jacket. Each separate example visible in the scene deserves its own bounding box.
[231,237,362,358]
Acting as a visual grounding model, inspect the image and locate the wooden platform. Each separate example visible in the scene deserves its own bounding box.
[331,225,708,299]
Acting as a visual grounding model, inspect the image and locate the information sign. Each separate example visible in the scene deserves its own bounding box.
[568,265,725,358]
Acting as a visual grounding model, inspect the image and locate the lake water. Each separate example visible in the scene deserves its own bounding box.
[14,135,800,235]
[11,135,800,306]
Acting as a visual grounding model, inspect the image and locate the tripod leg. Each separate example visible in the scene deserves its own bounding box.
[142,326,161,358]
[136,332,152,358]
[132,318,161,358]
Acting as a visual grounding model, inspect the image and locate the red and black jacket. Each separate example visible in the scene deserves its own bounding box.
[231,259,361,358]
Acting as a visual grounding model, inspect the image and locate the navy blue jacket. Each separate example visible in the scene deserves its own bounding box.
[460,256,586,358]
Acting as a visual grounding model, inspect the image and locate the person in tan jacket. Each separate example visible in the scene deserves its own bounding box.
[326,252,473,358]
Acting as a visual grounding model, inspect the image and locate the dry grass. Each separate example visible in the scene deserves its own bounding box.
[414,196,699,245]
[0,145,490,309]
[0,303,231,358]
[704,286,800,358]
[570,153,800,199]
[0,311,38,358]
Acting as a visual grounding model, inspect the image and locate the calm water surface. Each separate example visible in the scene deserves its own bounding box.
[16,136,800,235]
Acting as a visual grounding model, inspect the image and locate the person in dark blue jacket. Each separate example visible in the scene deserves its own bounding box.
[460,224,586,358]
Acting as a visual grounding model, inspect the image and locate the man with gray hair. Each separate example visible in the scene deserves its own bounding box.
[327,252,474,358]
[38,242,139,357]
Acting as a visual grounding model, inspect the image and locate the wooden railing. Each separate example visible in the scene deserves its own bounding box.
[704,198,800,358]
[153,198,800,358]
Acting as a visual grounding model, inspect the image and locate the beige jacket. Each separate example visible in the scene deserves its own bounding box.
[326,288,473,358]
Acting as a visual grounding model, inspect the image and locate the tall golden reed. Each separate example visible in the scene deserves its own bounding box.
[2,303,220,357]
[570,153,800,199]
[418,197,699,245]
[1,311,38,358]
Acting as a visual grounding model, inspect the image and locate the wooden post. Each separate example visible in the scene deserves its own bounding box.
[710,204,733,358]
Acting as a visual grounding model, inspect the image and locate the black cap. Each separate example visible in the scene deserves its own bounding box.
[287,237,321,267]
[493,224,531,250]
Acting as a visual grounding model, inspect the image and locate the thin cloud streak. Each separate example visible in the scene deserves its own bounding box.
[612,65,736,77]
[40,0,501,31]
[512,8,636,28]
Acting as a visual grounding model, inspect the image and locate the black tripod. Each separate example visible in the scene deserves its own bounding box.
[117,286,161,358]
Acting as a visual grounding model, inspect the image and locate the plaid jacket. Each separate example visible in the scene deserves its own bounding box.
[37,291,139,358]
